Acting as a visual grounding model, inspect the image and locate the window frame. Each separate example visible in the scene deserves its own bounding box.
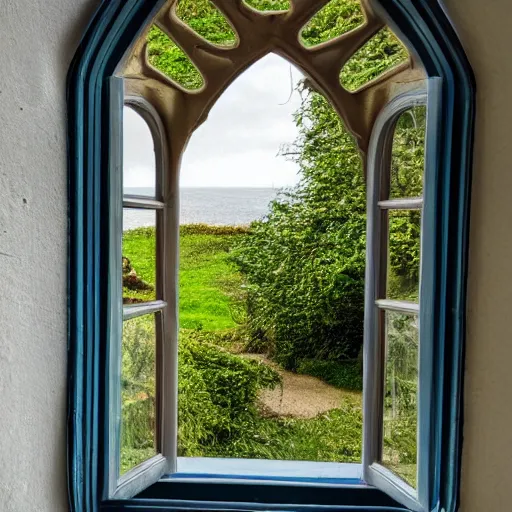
[363,86,437,512]
[67,1,475,511]
[106,88,177,499]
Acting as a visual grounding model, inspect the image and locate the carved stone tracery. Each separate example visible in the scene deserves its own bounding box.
[122,0,425,190]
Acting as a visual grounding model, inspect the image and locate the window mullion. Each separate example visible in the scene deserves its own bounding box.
[122,300,167,320]
[123,196,165,209]
[375,299,419,314]
[378,198,423,210]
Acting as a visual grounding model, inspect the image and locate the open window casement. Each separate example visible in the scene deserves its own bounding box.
[106,73,444,511]
[363,78,442,512]
[106,77,176,499]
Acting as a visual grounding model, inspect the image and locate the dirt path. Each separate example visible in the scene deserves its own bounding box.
[243,353,361,419]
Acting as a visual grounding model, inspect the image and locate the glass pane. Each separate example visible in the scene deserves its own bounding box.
[123,106,156,197]
[300,0,365,48]
[381,310,419,488]
[340,28,408,92]
[389,106,426,199]
[120,313,159,475]
[386,210,421,302]
[176,0,237,48]
[123,209,157,304]
[243,0,290,12]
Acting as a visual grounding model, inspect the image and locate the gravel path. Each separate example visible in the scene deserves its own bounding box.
[243,353,361,419]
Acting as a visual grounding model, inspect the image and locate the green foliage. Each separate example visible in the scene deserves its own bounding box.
[389,210,422,284]
[388,107,426,283]
[121,228,364,465]
[296,358,362,392]
[206,400,362,462]
[178,330,280,455]
[231,92,367,368]
[382,311,418,484]
[122,226,156,302]
[123,226,244,330]
[179,231,245,330]
[176,0,237,46]
[340,28,408,91]
[231,53,424,371]
[300,0,365,47]
[180,223,250,236]
[243,0,290,11]
[120,315,156,473]
[147,26,204,90]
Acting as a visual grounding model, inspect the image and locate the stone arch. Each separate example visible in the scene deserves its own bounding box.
[121,0,425,183]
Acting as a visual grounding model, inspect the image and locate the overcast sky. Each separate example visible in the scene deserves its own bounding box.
[123,54,304,189]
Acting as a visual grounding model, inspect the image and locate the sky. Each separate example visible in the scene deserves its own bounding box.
[123,54,304,189]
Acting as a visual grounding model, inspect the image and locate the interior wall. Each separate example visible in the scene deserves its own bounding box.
[441,1,512,510]
[0,1,98,510]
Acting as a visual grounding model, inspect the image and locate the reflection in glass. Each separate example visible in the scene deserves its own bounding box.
[386,210,421,302]
[120,313,158,475]
[389,106,426,199]
[123,106,156,197]
[122,209,156,304]
[381,310,419,488]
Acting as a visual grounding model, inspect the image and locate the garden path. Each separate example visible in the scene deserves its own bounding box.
[243,353,360,419]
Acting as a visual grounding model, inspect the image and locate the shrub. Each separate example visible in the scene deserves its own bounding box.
[178,330,280,455]
[231,91,367,368]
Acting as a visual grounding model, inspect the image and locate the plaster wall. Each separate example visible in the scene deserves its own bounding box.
[0,1,98,510]
[0,0,511,511]
[441,1,512,510]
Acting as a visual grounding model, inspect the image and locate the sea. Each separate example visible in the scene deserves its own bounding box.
[123,187,281,230]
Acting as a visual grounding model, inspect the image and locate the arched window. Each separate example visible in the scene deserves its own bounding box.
[67,1,474,511]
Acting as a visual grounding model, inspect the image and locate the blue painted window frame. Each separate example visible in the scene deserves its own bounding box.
[67,1,475,511]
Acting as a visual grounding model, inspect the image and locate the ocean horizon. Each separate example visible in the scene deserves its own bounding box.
[123,187,283,230]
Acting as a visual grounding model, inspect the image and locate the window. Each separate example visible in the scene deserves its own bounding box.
[364,89,432,512]
[107,96,175,498]
[67,1,474,511]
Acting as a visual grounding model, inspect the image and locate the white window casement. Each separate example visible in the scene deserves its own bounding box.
[108,88,177,499]
[364,85,440,512]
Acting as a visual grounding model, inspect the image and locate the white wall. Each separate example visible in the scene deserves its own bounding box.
[441,1,512,510]
[0,1,97,510]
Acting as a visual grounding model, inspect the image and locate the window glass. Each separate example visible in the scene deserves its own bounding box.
[120,313,159,474]
[123,107,156,198]
[389,106,426,199]
[122,209,157,304]
[386,210,421,302]
[176,0,238,47]
[381,310,418,489]
[340,28,408,92]
[147,26,204,90]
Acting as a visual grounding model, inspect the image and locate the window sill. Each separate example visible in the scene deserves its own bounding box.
[167,457,363,486]
[117,458,406,511]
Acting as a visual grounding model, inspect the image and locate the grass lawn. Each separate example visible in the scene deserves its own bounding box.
[179,232,244,330]
[122,226,245,330]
